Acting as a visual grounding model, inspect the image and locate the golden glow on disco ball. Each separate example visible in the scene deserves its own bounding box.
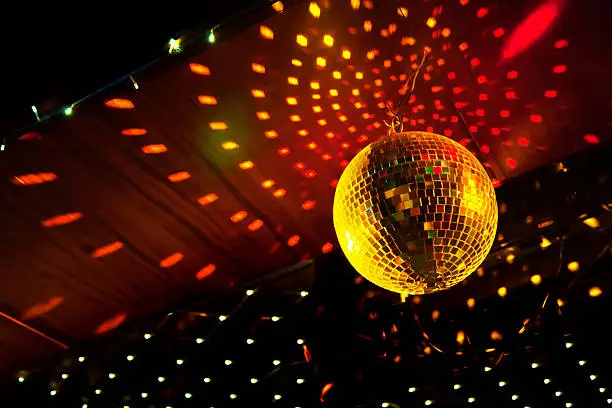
[333,131,498,295]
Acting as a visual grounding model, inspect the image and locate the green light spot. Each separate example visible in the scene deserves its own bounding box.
[426,167,433,174]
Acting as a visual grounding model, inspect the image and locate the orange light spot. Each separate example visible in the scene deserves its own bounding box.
[273,189,286,198]
[198,193,218,205]
[209,122,228,130]
[251,89,266,98]
[105,98,134,109]
[21,296,64,320]
[261,179,276,189]
[252,63,266,73]
[363,20,372,32]
[239,160,254,170]
[92,241,124,259]
[589,286,602,297]
[278,147,290,156]
[286,97,298,105]
[265,130,279,139]
[302,200,316,210]
[168,171,191,182]
[230,211,248,223]
[287,235,300,247]
[189,63,210,75]
[259,25,274,39]
[491,331,503,340]
[317,119,327,126]
[160,253,184,268]
[142,144,167,154]
[320,383,335,403]
[426,17,437,28]
[307,142,318,149]
[12,172,57,185]
[121,128,147,136]
[222,141,239,150]
[397,6,408,17]
[272,1,284,12]
[298,129,309,137]
[289,115,301,122]
[196,264,216,280]
[296,34,308,47]
[248,219,264,231]
[95,312,127,335]
[198,95,218,105]
[256,111,270,120]
[42,212,83,227]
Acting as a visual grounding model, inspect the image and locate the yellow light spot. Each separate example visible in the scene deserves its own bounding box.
[567,261,579,272]
[252,63,266,73]
[426,17,437,28]
[530,274,542,286]
[506,254,515,264]
[297,129,309,136]
[363,20,372,32]
[296,34,308,47]
[261,179,276,189]
[401,36,416,46]
[582,217,600,228]
[366,50,377,60]
[540,237,552,249]
[286,97,298,105]
[316,57,326,67]
[265,130,278,139]
[338,115,347,122]
[251,89,266,98]
[441,28,451,38]
[467,298,475,309]
[329,89,338,96]
[309,2,321,18]
[342,49,351,59]
[350,0,360,10]
[273,189,286,198]
[289,114,301,122]
[260,25,274,39]
[288,76,299,85]
[313,106,322,113]
[352,88,360,96]
[307,142,318,149]
[312,94,321,100]
[557,298,564,307]
[589,286,602,297]
[222,141,239,150]
[209,122,228,130]
[271,1,284,12]
[397,6,408,17]
[256,111,270,120]
[310,81,320,90]
[239,161,254,170]
[456,330,465,345]
[323,34,334,47]
[333,71,341,79]
[291,59,302,67]
[497,287,507,298]
[355,72,364,79]
[317,119,327,126]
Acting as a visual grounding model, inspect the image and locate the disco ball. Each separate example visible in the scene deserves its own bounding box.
[333,131,498,295]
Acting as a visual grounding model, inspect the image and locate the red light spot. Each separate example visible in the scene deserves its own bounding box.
[493,28,505,38]
[248,219,264,231]
[160,253,183,268]
[476,7,489,18]
[95,312,127,335]
[507,70,518,79]
[477,75,487,84]
[500,110,510,118]
[17,132,41,141]
[287,235,301,247]
[530,114,543,123]
[505,91,517,100]
[469,125,478,133]
[554,39,568,49]
[518,137,530,147]
[42,212,83,227]
[121,128,147,136]
[302,200,316,210]
[470,58,480,67]
[92,242,124,259]
[481,145,490,154]
[330,179,338,188]
[584,134,600,144]
[553,64,567,74]
[491,128,501,136]
[544,90,558,98]
[501,0,561,61]
[322,242,334,253]
[230,211,248,223]
[22,297,64,320]
[479,93,488,101]
[196,264,216,280]
[198,193,218,205]
[507,158,517,168]
[448,72,456,79]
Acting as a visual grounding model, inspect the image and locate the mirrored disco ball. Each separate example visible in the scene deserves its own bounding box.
[333,131,498,295]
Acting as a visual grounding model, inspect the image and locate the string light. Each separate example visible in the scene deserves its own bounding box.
[208,30,216,43]
[168,38,182,54]
[31,105,40,121]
